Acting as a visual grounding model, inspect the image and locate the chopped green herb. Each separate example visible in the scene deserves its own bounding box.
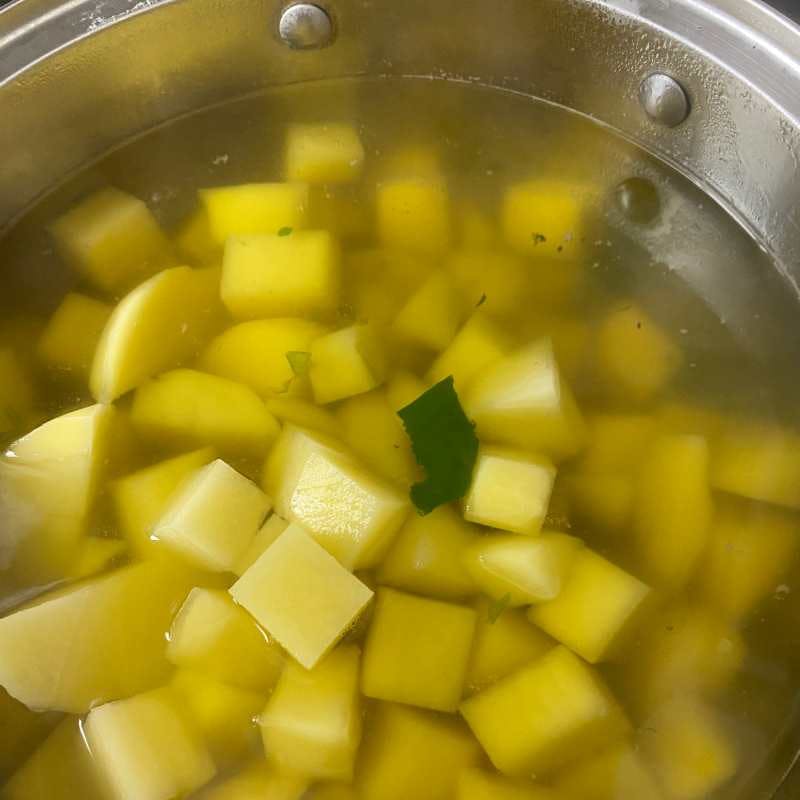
[476,293,488,308]
[531,232,547,245]
[397,376,479,515]
[488,593,512,624]
[286,351,311,377]
[277,226,293,237]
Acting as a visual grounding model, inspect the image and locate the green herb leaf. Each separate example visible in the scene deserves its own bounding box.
[286,351,311,377]
[487,593,512,624]
[397,376,479,515]
[277,226,293,237]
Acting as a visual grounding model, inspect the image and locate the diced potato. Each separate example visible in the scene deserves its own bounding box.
[0,347,35,432]
[464,447,557,535]
[700,501,799,621]
[460,646,629,776]
[111,447,216,558]
[50,187,174,293]
[528,548,651,663]
[386,369,428,412]
[466,599,553,694]
[196,760,308,800]
[0,688,58,784]
[445,250,528,318]
[233,513,290,576]
[378,504,478,599]
[0,403,114,580]
[578,413,656,473]
[625,604,745,718]
[464,532,583,606]
[170,670,265,768]
[521,314,590,384]
[428,312,510,393]
[153,459,270,572]
[355,703,481,800]
[91,266,222,402]
[639,699,737,800]
[264,425,409,568]
[467,339,585,461]
[265,396,339,436]
[457,767,558,800]
[502,179,585,258]
[392,271,464,352]
[85,686,216,800]
[37,292,112,377]
[379,145,442,181]
[711,418,800,510]
[67,536,127,580]
[361,588,476,712]
[595,305,682,404]
[308,784,358,800]
[310,323,386,404]
[566,472,634,532]
[221,230,339,319]
[260,645,362,781]
[168,587,283,691]
[0,561,190,712]
[131,369,280,457]
[286,122,365,183]
[202,318,328,398]
[336,390,416,483]
[200,182,309,243]
[377,178,451,255]
[554,742,663,800]
[3,717,106,800]
[634,434,712,589]
[230,523,373,669]
[173,207,221,266]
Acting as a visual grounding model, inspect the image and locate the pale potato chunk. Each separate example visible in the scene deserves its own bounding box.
[377,178,452,255]
[457,767,558,800]
[196,760,308,800]
[392,271,464,352]
[286,122,365,183]
[233,514,290,576]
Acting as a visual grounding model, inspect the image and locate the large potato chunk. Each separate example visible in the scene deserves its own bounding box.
[285,123,365,184]
[196,760,308,800]
[0,561,190,712]
[377,178,452,256]
[91,266,222,402]
[457,767,558,800]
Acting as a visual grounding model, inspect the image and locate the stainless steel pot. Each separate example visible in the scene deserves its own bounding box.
[1,0,800,796]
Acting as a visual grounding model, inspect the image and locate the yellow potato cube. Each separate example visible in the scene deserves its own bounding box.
[566,472,634,532]
[392,271,464,352]
[196,760,308,800]
[200,182,309,243]
[464,447,557,535]
[111,446,216,558]
[467,339,585,461]
[0,561,190,712]
[3,717,105,800]
[170,670,265,768]
[265,426,409,569]
[554,742,663,800]
[0,687,58,784]
[595,305,682,404]
[260,645,362,781]
[337,390,417,484]
[386,369,428,412]
[464,532,583,606]
[701,501,799,621]
[355,703,481,800]
[0,347,35,433]
[168,587,283,691]
[639,699,737,800]
[309,323,386,404]
[378,504,478,599]
[91,265,222,402]
[50,187,174,293]
[502,180,584,258]
[67,536,127,580]
[711,418,800,509]
[428,312,510,393]
[460,646,629,776]
[377,178,452,255]
[446,250,528,318]
[84,687,216,800]
[173,206,221,266]
[221,230,339,319]
[265,396,339,436]
[286,122,365,183]
[131,369,280,457]
[578,413,656,473]
[457,767,558,800]
[202,318,327,397]
[230,523,373,669]
[528,548,651,663]
[634,434,712,589]
[233,513,290,576]
[466,599,553,694]
[37,292,112,377]
[361,587,477,712]
[153,459,270,572]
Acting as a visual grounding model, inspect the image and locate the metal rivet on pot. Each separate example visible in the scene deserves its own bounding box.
[639,73,690,127]
[278,3,333,49]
